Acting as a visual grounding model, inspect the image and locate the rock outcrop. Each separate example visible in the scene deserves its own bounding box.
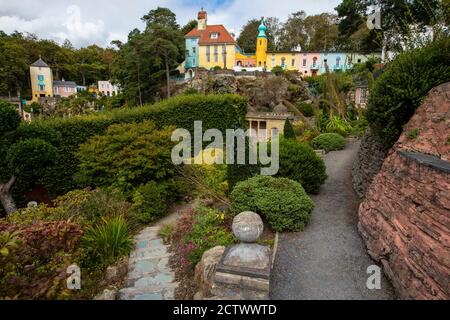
[358,82,450,300]
[352,127,388,199]
[193,246,225,300]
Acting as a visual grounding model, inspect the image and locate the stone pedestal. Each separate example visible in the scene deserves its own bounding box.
[211,212,271,300]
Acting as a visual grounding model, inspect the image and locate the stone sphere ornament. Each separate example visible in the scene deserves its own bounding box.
[232,211,264,243]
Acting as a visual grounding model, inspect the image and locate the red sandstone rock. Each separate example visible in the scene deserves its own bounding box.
[358,82,450,300]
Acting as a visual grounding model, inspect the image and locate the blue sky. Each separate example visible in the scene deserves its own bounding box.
[0,0,342,47]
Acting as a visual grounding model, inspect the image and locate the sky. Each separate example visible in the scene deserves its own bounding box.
[0,0,342,48]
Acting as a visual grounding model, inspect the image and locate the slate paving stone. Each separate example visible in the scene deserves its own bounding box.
[119,208,193,300]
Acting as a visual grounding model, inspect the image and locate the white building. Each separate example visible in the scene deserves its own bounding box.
[98,80,120,97]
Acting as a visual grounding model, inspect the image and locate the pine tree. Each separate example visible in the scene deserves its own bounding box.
[283,119,296,139]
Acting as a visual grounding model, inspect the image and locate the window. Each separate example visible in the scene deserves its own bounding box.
[271,57,275,67]
[360,88,368,103]
[303,59,307,67]
[281,57,286,67]
[193,47,196,53]
[214,45,218,63]
[37,75,44,81]
[206,46,210,62]
[336,57,341,66]
[210,32,219,39]
[291,59,295,67]
[39,84,45,91]
[193,58,196,65]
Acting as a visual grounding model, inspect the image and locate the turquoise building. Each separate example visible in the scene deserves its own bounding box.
[185,37,199,68]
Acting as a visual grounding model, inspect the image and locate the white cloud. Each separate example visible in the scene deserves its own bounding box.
[0,0,342,47]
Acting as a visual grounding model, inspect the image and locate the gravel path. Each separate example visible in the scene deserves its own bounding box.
[119,202,194,300]
[271,139,394,300]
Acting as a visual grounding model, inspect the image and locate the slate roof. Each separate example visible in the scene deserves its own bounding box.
[53,80,77,87]
[31,57,49,68]
[185,25,236,45]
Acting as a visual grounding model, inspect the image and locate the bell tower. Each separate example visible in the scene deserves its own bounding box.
[198,8,207,30]
[256,18,268,68]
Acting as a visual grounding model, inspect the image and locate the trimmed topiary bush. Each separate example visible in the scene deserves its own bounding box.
[283,119,296,139]
[230,175,315,232]
[366,37,450,149]
[311,133,347,152]
[270,138,327,194]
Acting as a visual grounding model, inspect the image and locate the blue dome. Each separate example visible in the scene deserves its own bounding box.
[257,20,267,38]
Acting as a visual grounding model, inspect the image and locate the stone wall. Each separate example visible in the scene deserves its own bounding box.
[352,127,387,199]
[358,82,450,300]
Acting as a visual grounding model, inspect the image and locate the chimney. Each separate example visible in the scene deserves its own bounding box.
[198,8,207,30]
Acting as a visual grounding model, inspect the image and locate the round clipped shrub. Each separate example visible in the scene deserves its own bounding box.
[311,133,347,152]
[270,138,327,194]
[230,176,314,232]
[367,37,450,149]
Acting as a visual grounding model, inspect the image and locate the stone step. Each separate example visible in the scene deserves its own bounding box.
[119,284,177,300]
[132,273,175,288]
[127,257,171,280]
[129,247,171,262]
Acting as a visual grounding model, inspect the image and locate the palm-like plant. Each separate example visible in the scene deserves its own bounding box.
[82,215,133,264]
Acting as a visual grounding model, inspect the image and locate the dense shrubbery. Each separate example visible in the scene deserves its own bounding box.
[311,133,347,152]
[171,205,235,266]
[230,176,315,232]
[298,102,315,117]
[75,121,175,193]
[0,220,83,299]
[367,37,450,149]
[184,206,235,264]
[271,138,327,194]
[19,94,247,197]
[132,182,169,223]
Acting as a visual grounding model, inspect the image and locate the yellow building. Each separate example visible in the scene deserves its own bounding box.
[30,57,53,101]
[185,10,237,70]
[198,43,236,70]
[255,20,268,68]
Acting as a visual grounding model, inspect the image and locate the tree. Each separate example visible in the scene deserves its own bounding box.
[237,19,260,53]
[181,20,198,35]
[237,17,282,53]
[0,102,58,215]
[278,11,308,51]
[304,13,341,51]
[335,0,445,55]
[283,119,296,139]
[143,7,184,98]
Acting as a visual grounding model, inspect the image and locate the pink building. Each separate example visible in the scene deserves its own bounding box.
[298,52,321,77]
[98,81,119,96]
[53,79,77,98]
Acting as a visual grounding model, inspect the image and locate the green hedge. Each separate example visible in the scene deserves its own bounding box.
[230,175,315,232]
[311,133,346,152]
[367,37,450,149]
[20,94,248,197]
